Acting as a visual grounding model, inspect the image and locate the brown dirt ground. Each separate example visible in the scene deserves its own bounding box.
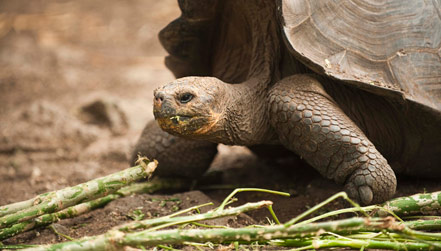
[0,1,440,249]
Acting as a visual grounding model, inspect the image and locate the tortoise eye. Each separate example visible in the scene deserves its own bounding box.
[179,93,194,104]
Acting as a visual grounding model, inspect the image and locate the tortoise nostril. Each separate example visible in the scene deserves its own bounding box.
[154,92,165,102]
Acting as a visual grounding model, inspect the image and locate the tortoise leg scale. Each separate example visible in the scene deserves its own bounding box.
[131,120,218,178]
[268,75,396,205]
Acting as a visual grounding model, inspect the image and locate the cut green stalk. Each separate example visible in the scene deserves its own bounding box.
[283,191,441,228]
[291,191,441,227]
[295,203,402,227]
[21,217,400,250]
[404,219,441,231]
[0,194,118,241]
[378,191,441,216]
[0,194,50,218]
[190,222,229,229]
[49,225,74,241]
[274,238,441,250]
[167,202,213,218]
[111,217,439,248]
[118,202,214,232]
[116,177,189,197]
[120,201,272,233]
[345,232,410,241]
[0,177,188,241]
[216,188,290,212]
[0,160,157,229]
[284,191,365,227]
[267,205,280,225]
[23,201,274,250]
[3,183,441,250]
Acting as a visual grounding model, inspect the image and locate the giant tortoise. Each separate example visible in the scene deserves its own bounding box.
[132,0,441,205]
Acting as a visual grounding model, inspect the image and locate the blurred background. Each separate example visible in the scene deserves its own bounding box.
[0,0,179,126]
[0,0,181,202]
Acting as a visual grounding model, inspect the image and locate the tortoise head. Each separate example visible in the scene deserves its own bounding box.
[153,77,228,140]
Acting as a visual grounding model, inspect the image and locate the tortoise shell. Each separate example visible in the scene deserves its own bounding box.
[281,0,441,110]
[160,0,441,110]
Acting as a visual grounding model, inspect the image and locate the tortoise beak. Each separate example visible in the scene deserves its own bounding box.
[153,90,176,119]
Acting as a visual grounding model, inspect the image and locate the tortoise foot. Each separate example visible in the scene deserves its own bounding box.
[344,157,397,205]
[269,75,397,204]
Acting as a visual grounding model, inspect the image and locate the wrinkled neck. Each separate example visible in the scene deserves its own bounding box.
[218,82,275,146]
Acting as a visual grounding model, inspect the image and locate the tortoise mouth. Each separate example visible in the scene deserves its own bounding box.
[155,114,193,124]
[155,114,210,136]
[156,114,193,126]
[169,115,192,123]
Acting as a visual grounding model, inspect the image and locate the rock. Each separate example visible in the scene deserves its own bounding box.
[78,97,129,135]
[0,101,100,155]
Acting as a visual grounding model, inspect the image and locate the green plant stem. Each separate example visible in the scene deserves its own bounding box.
[404,219,441,230]
[116,177,189,196]
[0,177,188,241]
[378,191,441,216]
[267,205,280,225]
[190,222,228,229]
[49,225,74,241]
[11,190,441,250]
[216,188,290,211]
[295,205,377,226]
[0,195,50,218]
[117,202,215,232]
[25,216,436,250]
[0,194,119,241]
[118,201,272,232]
[275,238,441,250]
[0,161,157,229]
[3,181,440,251]
[284,191,441,228]
[284,192,364,227]
[22,201,272,250]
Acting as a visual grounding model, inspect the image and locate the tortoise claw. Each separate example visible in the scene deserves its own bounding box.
[345,161,397,205]
[345,182,373,205]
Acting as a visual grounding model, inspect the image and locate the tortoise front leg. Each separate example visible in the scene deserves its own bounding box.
[131,120,218,178]
[268,75,396,205]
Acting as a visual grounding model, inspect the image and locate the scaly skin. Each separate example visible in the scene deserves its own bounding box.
[150,74,397,204]
[268,75,397,205]
[131,120,217,178]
